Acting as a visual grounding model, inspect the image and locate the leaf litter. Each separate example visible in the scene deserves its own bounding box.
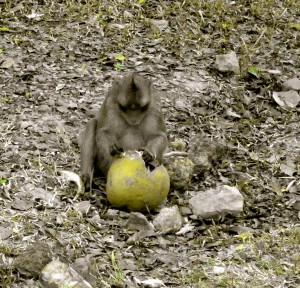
[0,0,299,287]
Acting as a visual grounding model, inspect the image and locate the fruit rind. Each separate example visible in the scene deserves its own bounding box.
[106,152,170,211]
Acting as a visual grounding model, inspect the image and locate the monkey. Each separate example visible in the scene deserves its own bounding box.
[80,73,168,191]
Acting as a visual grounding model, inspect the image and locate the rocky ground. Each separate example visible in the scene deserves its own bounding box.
[0,0,299,287]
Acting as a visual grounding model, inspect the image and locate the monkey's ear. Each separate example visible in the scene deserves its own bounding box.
[133,74,152,89]
[113,75,128,88]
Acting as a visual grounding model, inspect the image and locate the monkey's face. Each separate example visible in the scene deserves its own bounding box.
[115,74,152,126]
[118,101,150,126]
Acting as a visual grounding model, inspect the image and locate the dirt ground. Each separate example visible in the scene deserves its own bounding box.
[0,1,299,287]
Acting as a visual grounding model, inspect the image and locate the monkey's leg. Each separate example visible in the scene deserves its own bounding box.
[80,118,97,191]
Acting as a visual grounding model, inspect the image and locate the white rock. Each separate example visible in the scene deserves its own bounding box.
[153,206,182,234]
[273,90,300,108]
[150,19,169,31]
[213,266,225,274]
[189,185,244,218]
[40,260,92,288]
[126,212,154,233]
[282,78,300,91]
[215,51,240,74]
[184,80,209,92]
[74,201,91,214]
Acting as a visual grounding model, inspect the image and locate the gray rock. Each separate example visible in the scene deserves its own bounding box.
[40,260,92,288]
[72,256,98,286]
[126,212,154,233]
[13,185,60,209]
[229,225,255,235]
[11,197,34,211]
[282,78,300,91]
[153,206,182,234]
[183,80,210,92]
[215,51,240,74]
[14,242,52,278]
[74,201,91,214]
[126,212,155,241]
[30,187,60,206]
[164,156,194,189]
[150,19,169,31]
[0,226,13,240]
[188,136,226,177]
[273,90,300,108]
[189,185,244,219]
[105,208,119,219]
[293,199,300,211]
[38,104,51,112]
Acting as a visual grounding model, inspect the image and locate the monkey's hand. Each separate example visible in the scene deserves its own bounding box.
[110,143,124,156]
[142,149,154,163]
[142,149,160,170]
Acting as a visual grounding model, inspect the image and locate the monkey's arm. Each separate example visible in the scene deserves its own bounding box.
[80,118,98,191]
[94,127,119,176]
[144,132,168,163]
[143,113,168,163]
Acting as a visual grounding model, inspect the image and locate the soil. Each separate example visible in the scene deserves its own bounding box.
[0,1,299,287]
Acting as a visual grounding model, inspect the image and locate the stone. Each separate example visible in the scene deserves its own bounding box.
[189,185,244,218]
[164,157,194,189]
[215,51,240,74]
[188,136,226,177]
[40,260,92,288]
[153,206,182,234]
[229,225,255,235]
[126,212,154,233]
[38,104,51,112]
[150,19,169,31]
[14,242,52,278]
[105,208,119,219]
[273,90,300,108]
[74,201,91,214]
[72,256,98,286]
[0,226,13,240]
[282,78,300,91]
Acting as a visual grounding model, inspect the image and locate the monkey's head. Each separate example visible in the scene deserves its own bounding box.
[116,74,152,126]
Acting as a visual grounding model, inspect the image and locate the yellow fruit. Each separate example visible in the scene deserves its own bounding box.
[106,151,170,211]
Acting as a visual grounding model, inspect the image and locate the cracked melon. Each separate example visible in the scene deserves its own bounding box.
[106,152,170,211]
